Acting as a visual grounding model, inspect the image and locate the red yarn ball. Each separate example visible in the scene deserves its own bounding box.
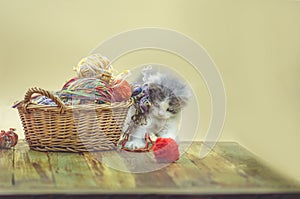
[152,138,180,163]
[112,80,132,102]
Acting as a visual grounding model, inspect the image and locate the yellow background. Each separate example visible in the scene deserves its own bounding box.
[0,0,300,182]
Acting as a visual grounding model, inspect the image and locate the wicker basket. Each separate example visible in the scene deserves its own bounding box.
[16,87,133,152]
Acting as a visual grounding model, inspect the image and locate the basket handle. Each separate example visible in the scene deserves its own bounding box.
[23,87,66,114]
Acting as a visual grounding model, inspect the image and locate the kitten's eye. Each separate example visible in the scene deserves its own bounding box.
[153,102,159,107]
[167,108,175,113]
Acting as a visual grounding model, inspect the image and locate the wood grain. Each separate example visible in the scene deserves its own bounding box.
[161,143,212,188]
[212,142,300,189]
[83,151,136,189]
[0,148,13,187]
[48,151,97,188]
[185,142,255,188]
[0,140,299,199]
[13,141,54,187]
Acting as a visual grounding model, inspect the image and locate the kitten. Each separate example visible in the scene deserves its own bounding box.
[122,67,191,150]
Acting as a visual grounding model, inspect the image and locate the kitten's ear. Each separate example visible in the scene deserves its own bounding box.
[178,97,188,108]
[177,84,192,107]
[148,83,161,100]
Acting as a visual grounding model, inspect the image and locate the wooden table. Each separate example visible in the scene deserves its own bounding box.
[0,140,299,199]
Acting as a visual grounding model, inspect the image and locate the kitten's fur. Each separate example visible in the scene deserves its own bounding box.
[123,68,191,149]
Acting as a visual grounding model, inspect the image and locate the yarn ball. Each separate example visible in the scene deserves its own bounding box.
[74,54,112,80]
[31,95,57,106]
[112,79,132,102]
[0,128,18,148]
[59,78,113,105]
[152,138,180,163]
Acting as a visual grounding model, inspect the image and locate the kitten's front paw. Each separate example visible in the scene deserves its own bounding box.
[124,139,146,150]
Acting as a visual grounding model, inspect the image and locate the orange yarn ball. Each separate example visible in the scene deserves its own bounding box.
[112,80,132,102]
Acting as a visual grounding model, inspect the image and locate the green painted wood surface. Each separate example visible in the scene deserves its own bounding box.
[0,148,13,187]
[212,142,300,189]
[48,152,97,188]
[13,141,54,187]
[83,151,136,189]
[0,140,299,198]
[186,142,263,188]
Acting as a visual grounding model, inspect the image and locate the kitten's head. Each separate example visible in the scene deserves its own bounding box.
[142,68,191,102]
[149,83,187,120]
[131,66,191,123]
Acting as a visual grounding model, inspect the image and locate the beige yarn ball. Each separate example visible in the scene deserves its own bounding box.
[74,53,113,82]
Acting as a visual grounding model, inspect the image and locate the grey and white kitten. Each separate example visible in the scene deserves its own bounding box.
[123,67,191,149]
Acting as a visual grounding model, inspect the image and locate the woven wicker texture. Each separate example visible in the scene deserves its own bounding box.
[17,87,133,152]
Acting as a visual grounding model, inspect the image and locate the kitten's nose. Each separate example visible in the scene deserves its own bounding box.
[158,110,165,116]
